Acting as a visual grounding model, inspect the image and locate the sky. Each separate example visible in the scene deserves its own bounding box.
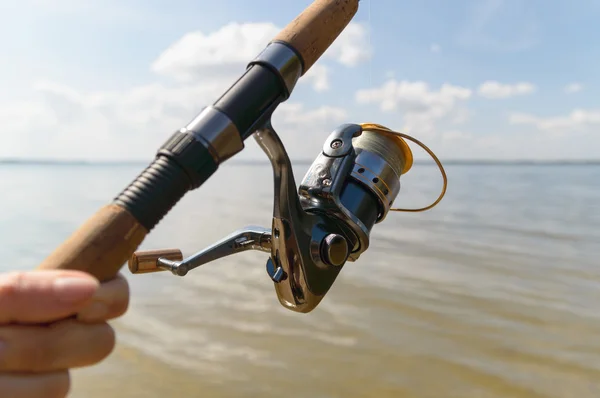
[1,0,599,162]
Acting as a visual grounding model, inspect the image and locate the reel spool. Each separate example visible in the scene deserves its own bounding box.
[128,122,446,313]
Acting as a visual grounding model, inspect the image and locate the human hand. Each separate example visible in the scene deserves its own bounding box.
[0,270,129,398]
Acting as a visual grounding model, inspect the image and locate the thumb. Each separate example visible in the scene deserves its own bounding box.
[0,270,100,325]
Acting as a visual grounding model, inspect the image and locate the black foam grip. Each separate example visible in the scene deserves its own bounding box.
[113,132,218,231]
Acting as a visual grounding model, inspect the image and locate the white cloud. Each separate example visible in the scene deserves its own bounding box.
[0,19,371,161]
[450,108,470,125]
[151,22,281,82]
[0,78,347,161]
[355,80,472,137]
[356,80,472,113]
[509,109,600,132]
[151,21,370,92]
[397,125,599,161]
[0,79,222,160]
[270,103,348,158]
[441,130,471,141]
[437,128,599,160]
[477,81,536,99]
[302,64,330,92]
[430,43,441,53]
[1,10,595,164]
[324,22,371,67]
[564,82,583,94]
[351,79,600,161]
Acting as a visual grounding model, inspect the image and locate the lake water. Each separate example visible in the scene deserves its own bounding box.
[1,161,599,398]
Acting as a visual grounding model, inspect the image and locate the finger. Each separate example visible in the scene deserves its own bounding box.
[0,371,70,398]
[77,273,130,323]
[0,270,99,325]
[0,319,116,372]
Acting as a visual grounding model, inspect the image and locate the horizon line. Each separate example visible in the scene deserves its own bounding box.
[1,158,600,166]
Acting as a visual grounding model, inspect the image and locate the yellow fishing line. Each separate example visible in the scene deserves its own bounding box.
[359,123,448,213]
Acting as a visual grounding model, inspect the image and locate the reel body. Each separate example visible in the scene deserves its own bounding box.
[129,123,416,313]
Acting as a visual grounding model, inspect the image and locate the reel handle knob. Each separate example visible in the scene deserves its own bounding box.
[321,233,349,267]
[128,249,183,274]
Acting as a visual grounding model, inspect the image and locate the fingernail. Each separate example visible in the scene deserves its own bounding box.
[53,276,99,303]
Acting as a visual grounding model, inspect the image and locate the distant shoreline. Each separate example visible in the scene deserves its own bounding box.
[1,159,599,166]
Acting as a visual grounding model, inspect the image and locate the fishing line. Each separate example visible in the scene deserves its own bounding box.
[368,0,373,88]
[359,123,448,213]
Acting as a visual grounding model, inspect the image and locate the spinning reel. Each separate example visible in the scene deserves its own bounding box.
[128,122,447,313]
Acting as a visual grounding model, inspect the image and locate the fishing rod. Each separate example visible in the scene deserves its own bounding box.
[36,0,447,313]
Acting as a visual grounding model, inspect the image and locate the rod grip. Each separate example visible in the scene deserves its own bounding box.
[272,0,360,74]
[35,204,148,282]
[34,133,217,282]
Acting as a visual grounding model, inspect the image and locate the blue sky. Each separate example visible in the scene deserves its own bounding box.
[1,0,599,161]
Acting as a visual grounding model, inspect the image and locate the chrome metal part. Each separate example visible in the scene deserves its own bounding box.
[156,226,272,276]
[298,124,371,261]
[181,106,245,164]
[350,149,401,222]
[254,123,351,313]
[266,258,286,282]
[322,123,361,157]
[249,42,303,98]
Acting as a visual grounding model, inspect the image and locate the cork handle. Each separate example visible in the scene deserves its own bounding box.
[273,0,360,74]
[128,249,183,274]
[36,204,148,282]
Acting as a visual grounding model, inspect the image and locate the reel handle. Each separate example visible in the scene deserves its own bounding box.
[272,0,359,73]
[129,226,272,277]
[129,249,183,274]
